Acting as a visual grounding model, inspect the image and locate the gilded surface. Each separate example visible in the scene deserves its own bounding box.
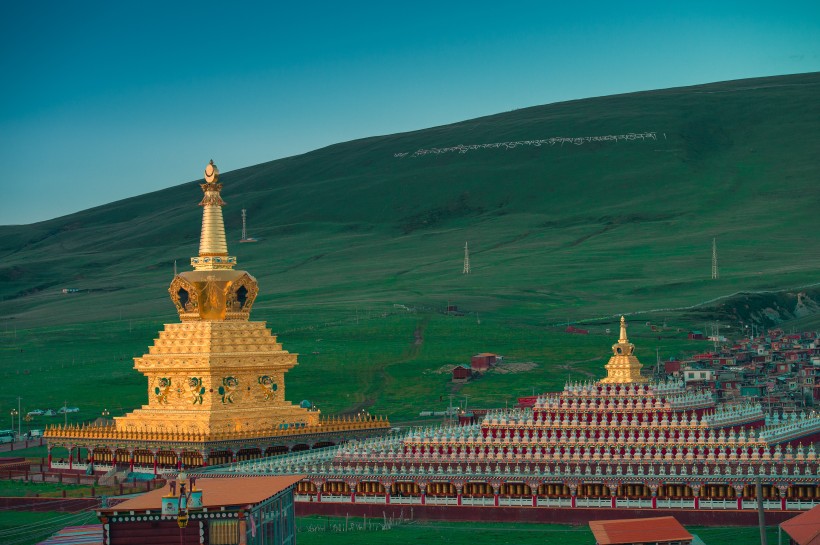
[600,316,649,383]
[118,321,319,436]
[45,160,389,450]
[194,160,234,270]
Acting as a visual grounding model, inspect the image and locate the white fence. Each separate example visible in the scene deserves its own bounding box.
[298,493,820,511]
[389,496,421,505]
[50,462,113,472]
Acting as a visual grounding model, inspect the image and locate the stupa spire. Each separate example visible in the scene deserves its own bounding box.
[618,315,628,343]
[191,160,236,270]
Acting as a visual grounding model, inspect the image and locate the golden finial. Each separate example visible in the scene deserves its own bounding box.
[204,159,219,184]
[191,159,234,271]
[619,316,628,343]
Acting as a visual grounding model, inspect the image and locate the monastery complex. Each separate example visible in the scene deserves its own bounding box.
[200,317,820,521]
[41,160,820,524]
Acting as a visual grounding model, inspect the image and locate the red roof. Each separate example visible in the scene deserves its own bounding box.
[781,504,820,545]
[99,476,303,514]
[589,516,692,545]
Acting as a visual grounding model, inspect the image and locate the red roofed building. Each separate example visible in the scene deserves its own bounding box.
[781,504,820,545]
[98,475,302,545]
[452,365,472,383]
[471,353,497,372]
[589,516,693,545]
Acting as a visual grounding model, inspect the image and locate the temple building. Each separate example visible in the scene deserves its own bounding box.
[201,318,820,520]
[45,161,389,474]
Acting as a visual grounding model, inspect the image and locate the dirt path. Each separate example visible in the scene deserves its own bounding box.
[340,316,430,416]
[556,357,599,379]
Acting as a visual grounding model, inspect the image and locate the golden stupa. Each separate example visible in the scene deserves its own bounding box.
[119,160,316,435]
[45,161,389,472]
[600,316,648,383]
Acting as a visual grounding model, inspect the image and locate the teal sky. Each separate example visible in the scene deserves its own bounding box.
[2,1,819,225]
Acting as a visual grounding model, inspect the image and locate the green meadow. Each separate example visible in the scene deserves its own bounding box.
[0,309,708,424]
[294,516,781,545]
[1,72,819,422]
[0,512,784,545]
[0,510,99,545]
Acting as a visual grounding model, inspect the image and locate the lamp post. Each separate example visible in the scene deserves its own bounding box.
[161,471,203,529]
[10,409,18,438]
[102,409,110,418]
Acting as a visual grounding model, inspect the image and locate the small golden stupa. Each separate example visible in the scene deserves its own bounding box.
[600,316,648,383]
[45,161,389,472]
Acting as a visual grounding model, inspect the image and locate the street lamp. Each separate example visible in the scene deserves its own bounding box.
[161,472,203,528]
[102,409,110,418]
[10,410,18,438]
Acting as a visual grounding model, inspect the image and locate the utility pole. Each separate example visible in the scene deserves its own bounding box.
[17,397,21,438]
[756,477,768,545]
[242,209,248,241]
[64,400,68,427]
[711,237,719,279]
[656,347,661,379]
[463,242,471,274]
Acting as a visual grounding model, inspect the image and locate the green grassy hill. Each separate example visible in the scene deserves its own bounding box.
[1,73,819,421]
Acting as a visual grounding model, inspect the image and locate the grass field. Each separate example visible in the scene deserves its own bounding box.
[0,445,49,459]
[0,480,91,497]
[0,510,99,545]
[0,309,708,422]
[294,515,781,545]
[0,512,784,545]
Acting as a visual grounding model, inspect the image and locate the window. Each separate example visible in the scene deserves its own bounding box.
[210,520,239,545]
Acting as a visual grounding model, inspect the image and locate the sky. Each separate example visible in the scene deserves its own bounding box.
[1,1,819,225]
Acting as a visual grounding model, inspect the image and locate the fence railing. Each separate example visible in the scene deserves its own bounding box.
[296,494,820,511]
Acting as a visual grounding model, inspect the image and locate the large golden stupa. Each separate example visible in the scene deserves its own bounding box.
[45,161,389,473]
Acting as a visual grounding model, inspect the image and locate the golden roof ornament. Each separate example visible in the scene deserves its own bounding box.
[601,316,648,383]
[168,160,259,321]
[204,159,219,184]
[193,159,233,269]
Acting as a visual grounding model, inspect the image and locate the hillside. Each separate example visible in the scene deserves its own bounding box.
[2,73,819,330]
[1,73,819,419]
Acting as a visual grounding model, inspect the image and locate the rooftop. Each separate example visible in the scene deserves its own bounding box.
[781,504,820,545]
[589,516,692,545]
[99,476,303,514]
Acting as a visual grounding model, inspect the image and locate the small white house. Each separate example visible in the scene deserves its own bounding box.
[683,367,714,382]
